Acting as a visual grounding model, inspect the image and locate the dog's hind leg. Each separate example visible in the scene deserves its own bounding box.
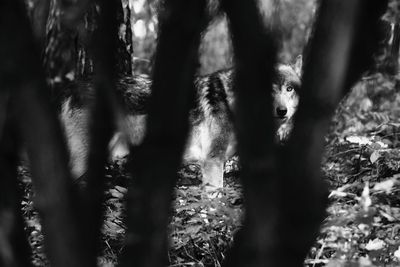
[201,119,232,189]
[60,100,90,180]
[109,132,130,160]
[202,156,225,188]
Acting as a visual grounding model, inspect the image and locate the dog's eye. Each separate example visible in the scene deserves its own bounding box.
[286,86,294,92]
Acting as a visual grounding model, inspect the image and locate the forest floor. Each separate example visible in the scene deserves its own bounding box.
[20,72,400,266]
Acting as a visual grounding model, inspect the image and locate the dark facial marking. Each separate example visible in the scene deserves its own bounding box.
[273,67,300,91]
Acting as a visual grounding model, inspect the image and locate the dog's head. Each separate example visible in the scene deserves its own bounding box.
[272,55,302,123]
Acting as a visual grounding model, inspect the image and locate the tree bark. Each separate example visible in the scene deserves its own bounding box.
[117,2,134,76]
[44,0,79,84]
[43,0,134,81]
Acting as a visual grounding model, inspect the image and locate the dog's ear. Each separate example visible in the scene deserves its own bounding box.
[294,55,303,77]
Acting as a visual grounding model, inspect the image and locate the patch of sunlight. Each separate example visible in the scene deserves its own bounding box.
[133,19,147,38]
[132,0,145,14]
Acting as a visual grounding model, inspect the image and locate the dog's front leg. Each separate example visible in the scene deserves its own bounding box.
[202,157,224,189]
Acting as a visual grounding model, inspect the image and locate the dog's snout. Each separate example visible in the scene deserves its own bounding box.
[276,107,287,117]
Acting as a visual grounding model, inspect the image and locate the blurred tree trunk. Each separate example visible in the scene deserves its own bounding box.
[222,0,388,266]
[27,0,51,50]
[119,1,207,266]
[0,1,92,266]
[81,0,120,263]
[0,104,32,267]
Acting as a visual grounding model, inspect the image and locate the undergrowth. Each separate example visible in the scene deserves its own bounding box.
[20,73,400,266]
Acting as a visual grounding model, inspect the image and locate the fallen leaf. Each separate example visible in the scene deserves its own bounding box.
[346,136,371,145]
[365,238,385,251]
[369,150,380,164]
[373,179,395,194]
[394,246,400,260]
[109,188,124,199]
[329,190,348,198]
[358,256,373,267]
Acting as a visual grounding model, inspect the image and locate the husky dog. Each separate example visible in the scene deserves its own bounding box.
[61,56,302,188]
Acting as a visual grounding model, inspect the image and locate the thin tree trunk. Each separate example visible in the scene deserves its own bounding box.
[28,0,51,50]
[223,0,388,266]
[119,1,207,266]
[81,0,119,264]
[0,1,92,266]
[275,1,365,264]
[44,0,78,84]
[0,103,32,267]
[117,2,134,76]
[221,0,279,265]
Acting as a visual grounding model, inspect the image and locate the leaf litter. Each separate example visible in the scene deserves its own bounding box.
[19,73,400,266]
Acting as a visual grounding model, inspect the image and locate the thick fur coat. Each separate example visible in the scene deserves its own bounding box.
[61,58,302,188]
